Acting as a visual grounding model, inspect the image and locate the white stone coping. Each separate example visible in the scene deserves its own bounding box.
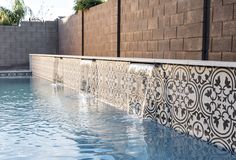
[30,54,236,68]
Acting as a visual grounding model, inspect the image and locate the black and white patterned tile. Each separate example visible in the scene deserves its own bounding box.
[31,56,236,154]
[96,60,130,110]
[144,64,236,153]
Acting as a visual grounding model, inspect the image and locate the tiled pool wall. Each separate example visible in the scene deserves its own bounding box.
[30,54,236,154]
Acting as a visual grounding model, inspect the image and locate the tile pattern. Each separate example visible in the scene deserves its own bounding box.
[127,64,154,116]
[96,60,130,110]
[79,60,98,96]
[62,58,81,90]
[31,55,236,153]
[144,65,236,153]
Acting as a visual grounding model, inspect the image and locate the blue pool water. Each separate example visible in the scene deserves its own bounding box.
[0,78,236,160]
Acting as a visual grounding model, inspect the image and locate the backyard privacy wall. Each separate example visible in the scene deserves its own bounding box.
[58,0,236,61]
[209,0,236,61]
[58,13,82,55]
[0,21,58,69]
[84,0,117,57]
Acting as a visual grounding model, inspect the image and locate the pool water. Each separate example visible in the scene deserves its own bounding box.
[0,78,235,160]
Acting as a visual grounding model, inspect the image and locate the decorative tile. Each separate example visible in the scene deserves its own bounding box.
[144,64,236,153]
[127,64,154,116]
[31,55,236,153]
[79,60,98,96]
[96,60,129,110]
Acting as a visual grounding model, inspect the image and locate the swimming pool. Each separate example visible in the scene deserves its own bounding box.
[0,78,235,160]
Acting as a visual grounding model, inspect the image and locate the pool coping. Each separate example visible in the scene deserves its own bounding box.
[30,54,236,68]
[0,70,32,78]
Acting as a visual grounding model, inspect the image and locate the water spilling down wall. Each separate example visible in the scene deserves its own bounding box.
[31,54,236,154]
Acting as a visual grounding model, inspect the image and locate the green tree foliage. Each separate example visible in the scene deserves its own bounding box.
[73,0,104,12]
[0,0,27,25]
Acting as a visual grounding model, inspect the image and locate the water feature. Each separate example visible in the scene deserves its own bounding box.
[79,60,97,96]
[127,64,155,117]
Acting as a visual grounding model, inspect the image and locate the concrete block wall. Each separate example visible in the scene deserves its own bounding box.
[57,0,236,61]
[84,0,117,57]
[58,13,82,55]
[120,0,204,59]
[209,0,236,61]
[1,0,236,66]
[0,21,58,69]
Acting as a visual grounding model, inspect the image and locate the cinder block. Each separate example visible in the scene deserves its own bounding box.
[223,21,236,36]
[223,0,236,4]
[138,0,149,9]
[211,22,222,37]
[153,51,164,58]
[138,41,148,51]
[149,0,159,7]
[212,0,222,6]
[233,36,236,51]
[178,0,204,13]
[133,32,143,41]
[170,39,183,51]
[185,51,202,60]
[222,52,236,61]
[126,33,134,42]
[142,52,153,58]
[154,5,165,16]
[177,23,203,38]
[148,17,158,29]
[212,36,232,52]
[171,13,184,26]
[153,29,164,40]
[186,9,203,24]
[165,2,177,15]
[159,16,170,28]
[176,51,185,59]
[213,5,233,22]
[148,41,158,51]
[209,52,222,61]
[184,38,202,51]
[159,40,170,51]
[164,27,177,39]
[164,51,176,59]
[143,30,153,40]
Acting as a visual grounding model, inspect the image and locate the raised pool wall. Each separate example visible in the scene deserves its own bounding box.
[30,54,236,153]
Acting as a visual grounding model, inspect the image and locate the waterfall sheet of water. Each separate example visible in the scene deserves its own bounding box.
[128,63,155,117]
[78,60,94,96]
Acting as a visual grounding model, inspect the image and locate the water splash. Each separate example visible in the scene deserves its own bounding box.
[127,63,154,117]
[128,64,154,77]
[79,60,94,96]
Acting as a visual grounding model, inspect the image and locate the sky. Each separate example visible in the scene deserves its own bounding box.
[0,0,74,20]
